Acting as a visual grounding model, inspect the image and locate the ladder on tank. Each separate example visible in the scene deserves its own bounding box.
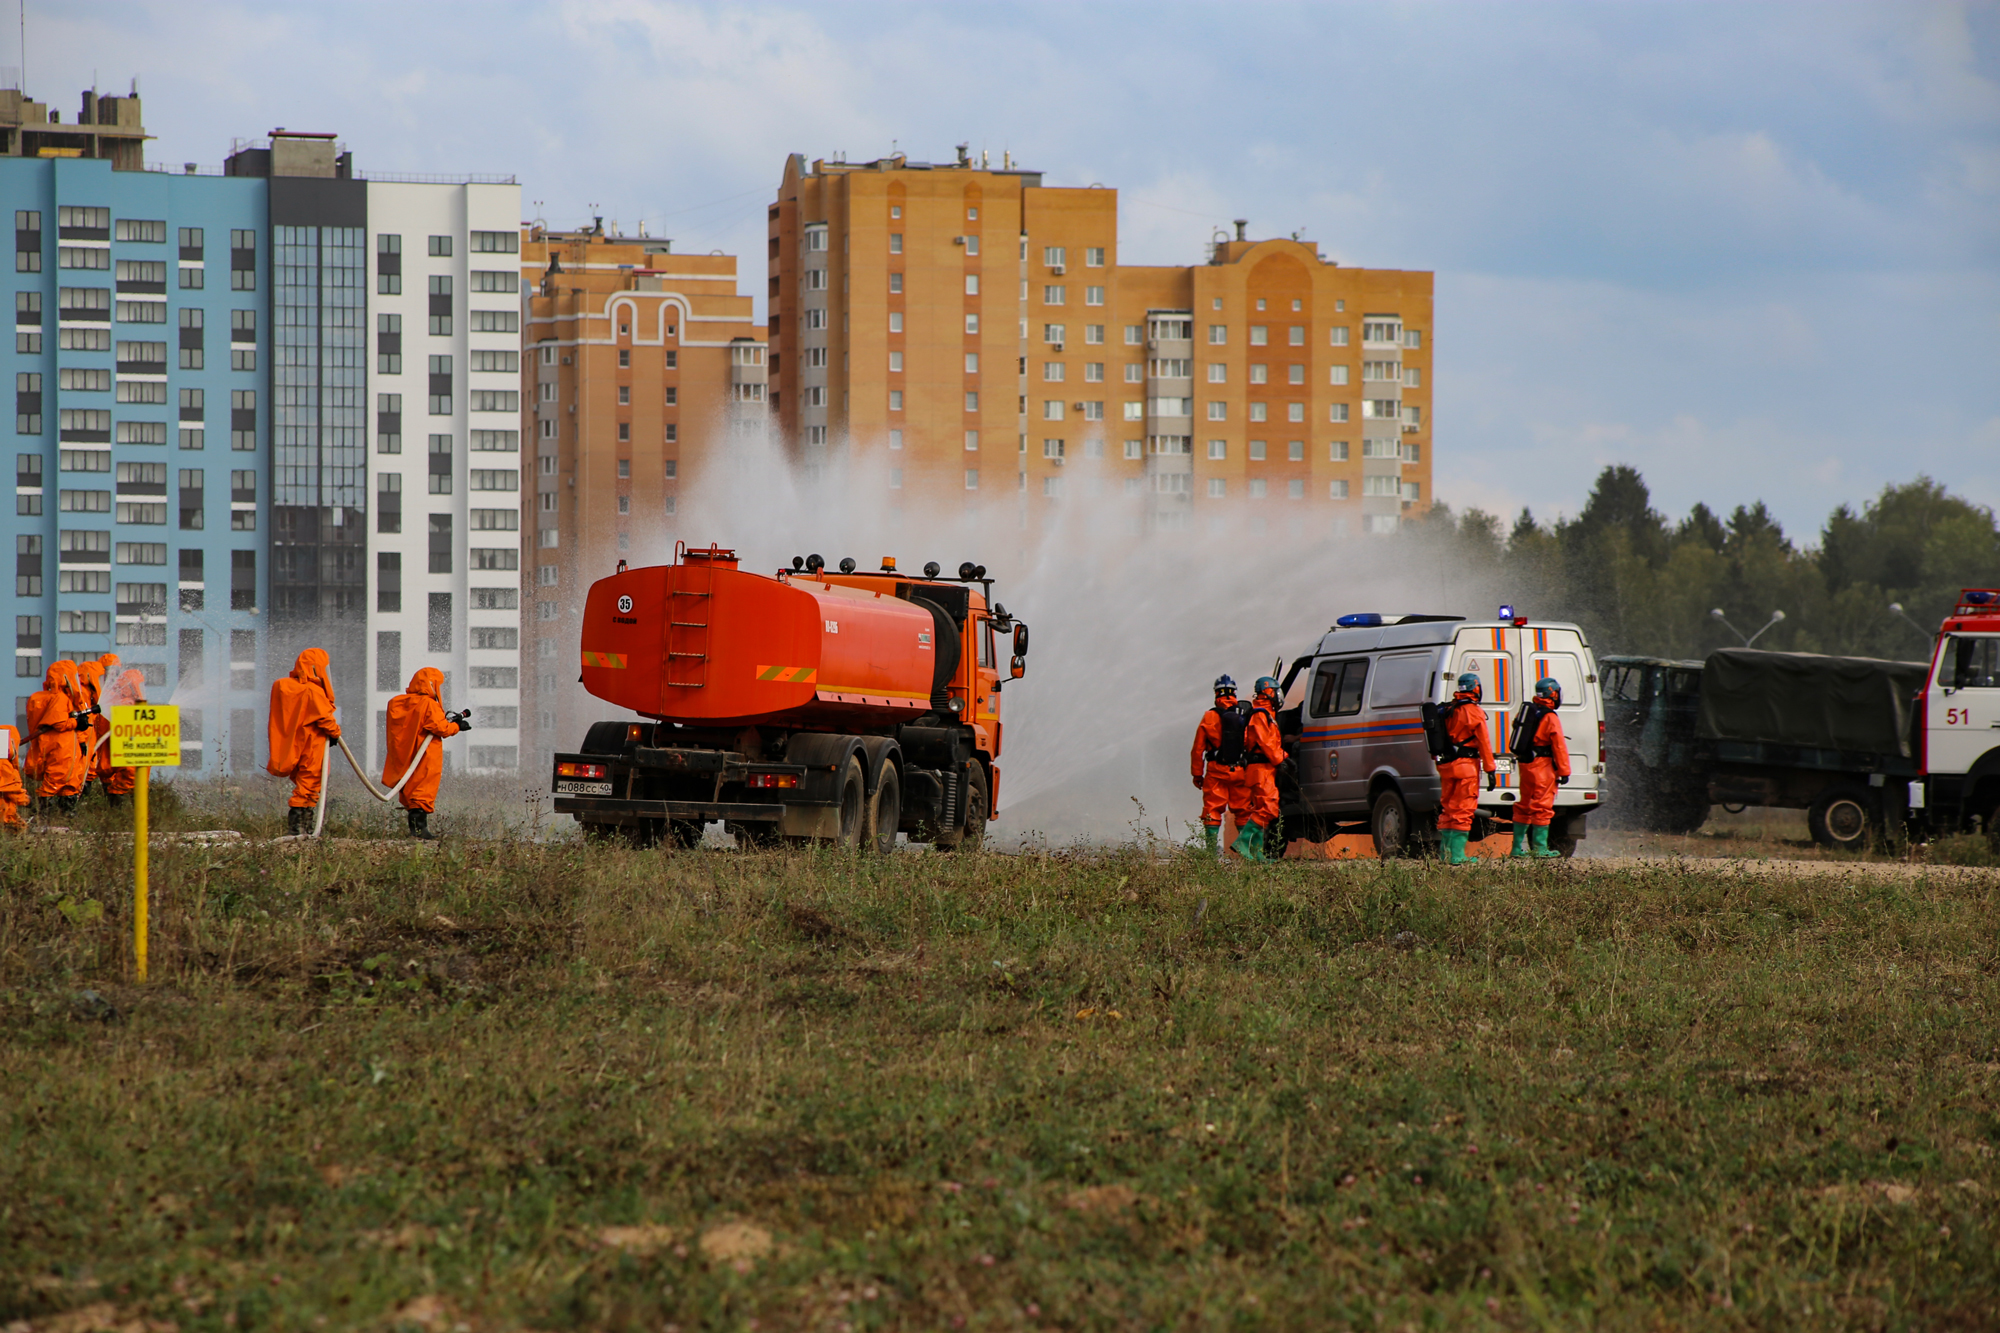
[665,541,712,688]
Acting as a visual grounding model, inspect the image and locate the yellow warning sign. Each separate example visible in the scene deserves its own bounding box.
[109,704,182,767]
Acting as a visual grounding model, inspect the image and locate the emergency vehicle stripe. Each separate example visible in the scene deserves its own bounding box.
[1534,628,1549,652]
[756,665,818,683]
[1534,658,1550,681]
[1299,720,1426,742]
[581,651,628,669]
[1490,629,1504,650]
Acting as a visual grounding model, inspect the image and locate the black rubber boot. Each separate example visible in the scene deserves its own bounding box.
[104,792,124,809]
[287,807,306,837]
[57,795,78,815]
[408,809,436,841]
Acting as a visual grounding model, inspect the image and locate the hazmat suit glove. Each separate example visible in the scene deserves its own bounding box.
[1556,774,1570,786]
[1192,776,1204,790]
[1486,770,1498,791]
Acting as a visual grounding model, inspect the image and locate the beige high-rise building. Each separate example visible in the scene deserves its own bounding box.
[770,149,1432,536]
[517,221,765,754]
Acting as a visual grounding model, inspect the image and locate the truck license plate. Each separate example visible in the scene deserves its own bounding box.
[555,780,613,796]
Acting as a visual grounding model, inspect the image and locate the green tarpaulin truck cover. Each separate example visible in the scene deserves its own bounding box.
[1695,648,1929,759]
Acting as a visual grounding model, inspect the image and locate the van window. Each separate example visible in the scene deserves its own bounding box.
[1309,658,1368,717]
[1456,651,1514,706]
[1369,651,1431,709]
[1530,651,1587,708]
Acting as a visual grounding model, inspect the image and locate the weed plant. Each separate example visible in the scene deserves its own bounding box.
[2,832,1996,1330]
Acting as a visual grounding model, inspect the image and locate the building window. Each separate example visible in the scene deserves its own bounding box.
[1207,440,1226,460]
[1249,440,1267,461]
[1405,367,1422,388]
[1085,286,1104,306]
[966,274,980,296]
[1207,478,1226,498]
[1042,284,1062,305]
[889,351,903,373]
[229,230,256,290]
[1249,404,1268,423]
[1082,402,1103,421]
[377,312,402,374]
[889,390,903,411]
[1043,324,1064,346]
[1290,326,1305,346]
[963,314,977,334]
[378,393,402,454]
[1329,404,1349,423]
[1288,403,1305,423]
[1329,479,1350,499]
[428,354,452,414]
[964,392,979,412]
[1043,246,1065,269]
[428,275,452,336]
[1043,362,1065,383]
[1248,478,1268,499]
[1207,403,1226,422]
[965,469,979,490]
[1126,325,1143,345]
[1085,247,1105,267]
[429,434,453,494]
[377,234,401,293]
[1084,363,1104,383]
[1043,401,1064,422]
[1043,439,1065,460]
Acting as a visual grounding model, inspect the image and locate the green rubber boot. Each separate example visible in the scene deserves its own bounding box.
[1202,825,1220,856]
[1509,823,1532,859]
[1440,829,1470,865]
[1530,823,1561,858]
[1231,823,1265,863]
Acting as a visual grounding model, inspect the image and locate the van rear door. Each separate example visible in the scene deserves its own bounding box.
[1525,627,1598,784]
[1451,626,1519,768]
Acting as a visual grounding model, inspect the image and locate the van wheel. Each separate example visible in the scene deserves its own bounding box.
[1548,816,1579,859]
[1370,789,1411,859]
[834,754,868,848]
[1808,785,1873,853]
[867,764,901,855]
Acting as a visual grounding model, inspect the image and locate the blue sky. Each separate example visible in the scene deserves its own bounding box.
[36,0,2000,538]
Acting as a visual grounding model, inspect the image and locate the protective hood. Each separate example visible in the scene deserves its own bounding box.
[44,660,81,701]
[404,666,444,701]
[77,660,105,702]
[97,652,120,676]
[107,668,147,707]
[290,648,336,706]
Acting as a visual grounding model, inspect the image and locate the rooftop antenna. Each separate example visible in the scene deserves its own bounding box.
[19,0,24,96]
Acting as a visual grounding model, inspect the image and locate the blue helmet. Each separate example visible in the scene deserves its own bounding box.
[1456,672,1482,696]
[1213,674,1238,696]
[1254,675,1280,698]
[1535,677,1562,703]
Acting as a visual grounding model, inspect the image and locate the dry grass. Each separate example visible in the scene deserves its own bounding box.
[2,820,1997,1331]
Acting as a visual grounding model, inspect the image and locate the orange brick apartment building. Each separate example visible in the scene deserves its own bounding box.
[769,149,1432,536]
[518,221,766,751]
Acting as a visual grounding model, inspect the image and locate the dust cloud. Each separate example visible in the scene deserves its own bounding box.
[606,418,1534,844]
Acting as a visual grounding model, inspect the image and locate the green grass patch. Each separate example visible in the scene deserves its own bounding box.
[3,834,1997,1329]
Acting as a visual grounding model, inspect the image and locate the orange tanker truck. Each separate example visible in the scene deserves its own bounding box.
[551,543,1029,850]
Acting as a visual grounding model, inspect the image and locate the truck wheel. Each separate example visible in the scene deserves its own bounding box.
[945,764,988,853]
[835,754,867,849]
[866,764,901,855]
[1370,788,1411,859]
[1807,786,1873,853]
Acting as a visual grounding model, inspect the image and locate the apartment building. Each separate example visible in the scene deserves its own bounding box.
[516,221,765,756]
[770,150,1431,535]
[4,90,522,774]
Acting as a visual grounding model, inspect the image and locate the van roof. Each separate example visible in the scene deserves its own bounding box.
[1312,619,1591,656]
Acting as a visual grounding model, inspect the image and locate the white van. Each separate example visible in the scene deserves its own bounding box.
[1272,613,1605,857]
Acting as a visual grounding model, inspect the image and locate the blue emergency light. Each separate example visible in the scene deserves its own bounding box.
[1336,613,1384,628]
[1497,604,1515,620]
[1969,591,1996,605]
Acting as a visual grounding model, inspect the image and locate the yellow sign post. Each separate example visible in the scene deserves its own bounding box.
[110,704,180,982]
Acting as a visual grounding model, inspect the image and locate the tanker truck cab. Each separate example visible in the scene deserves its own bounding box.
[1277,612,1603,857]
[1917,589,2000,836]
[552,544,1025,851]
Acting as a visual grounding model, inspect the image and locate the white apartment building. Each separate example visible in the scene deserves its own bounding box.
[364,180,523,774]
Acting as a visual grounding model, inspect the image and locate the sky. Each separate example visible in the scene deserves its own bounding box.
[30,0,2000,542]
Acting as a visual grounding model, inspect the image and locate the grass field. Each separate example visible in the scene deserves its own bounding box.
[3,821,1997,1331]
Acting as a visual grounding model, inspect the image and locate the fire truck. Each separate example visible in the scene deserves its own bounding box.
[551,544,1026,850]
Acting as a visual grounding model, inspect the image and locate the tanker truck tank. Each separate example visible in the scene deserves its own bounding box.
[553,543,1029,853]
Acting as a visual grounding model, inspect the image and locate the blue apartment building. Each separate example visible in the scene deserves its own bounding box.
[5,89,268,772]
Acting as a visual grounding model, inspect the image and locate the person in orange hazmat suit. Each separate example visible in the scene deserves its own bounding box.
[1230,675,1290,863]
[99,668,149,806]
[75,659,108,796]
[26,661,89,812]
[1434,671,1499,865]
[1508,677,1571,859]
[1190,674,1253,858]
[0,723,28,828]
[380,666,469,840]
[267,647,341,836]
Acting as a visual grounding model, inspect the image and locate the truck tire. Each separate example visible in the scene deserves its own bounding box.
[866,763,901,855]
[945,764,988,853]
[1370,788,1411,859]
[834,754,868,849]
[1807,785,1873,853]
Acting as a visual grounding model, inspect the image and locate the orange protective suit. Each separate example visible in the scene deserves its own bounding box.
[1513,701,1571,827]
[76,660,108,784]
[381,667,465,813]
[101,669,149,797]
[25,662,87,800]
[0,724,27,827]
[91,654,120,782]
[1241,699,1288,828]
[267,648,341,809]
[1190,702,1252,829]
[1436,692,1497,834]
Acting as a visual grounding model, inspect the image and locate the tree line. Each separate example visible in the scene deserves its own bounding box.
[1407,470,2000,663]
